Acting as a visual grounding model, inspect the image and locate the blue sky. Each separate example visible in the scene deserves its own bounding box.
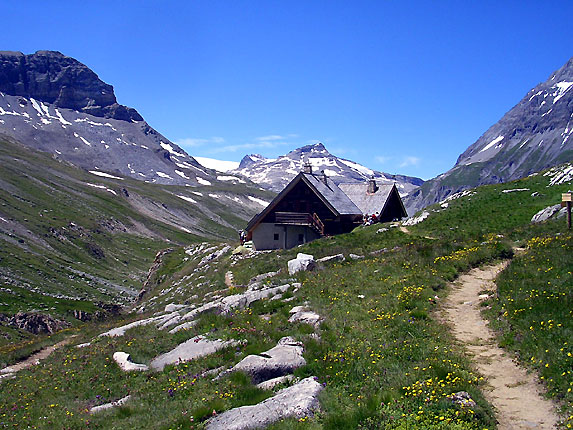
[4,1,573,179]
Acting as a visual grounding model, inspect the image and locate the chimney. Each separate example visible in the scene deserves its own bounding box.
[367,177,378,194]
[303,162,312,174]
[321,170,328,185]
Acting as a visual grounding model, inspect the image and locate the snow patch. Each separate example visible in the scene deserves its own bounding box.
[553,81,573,104]
[197,177,212,186]
[55,109,71,125]
[177,195,197,204]
[248,196,269,207]
[217,175,244,183]
[339,159,374,176]
[175,170,190,179]
[195,156,240,172]
[156,171,172,179]
[86,183,117,195]
[160,141,186,157]
[89,171,124,180]
[544,163,573,186]
[479,135,504,153]
[78,136,92,146]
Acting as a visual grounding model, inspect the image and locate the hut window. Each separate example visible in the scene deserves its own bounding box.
[298,233,304,242]
[274,233,279,241]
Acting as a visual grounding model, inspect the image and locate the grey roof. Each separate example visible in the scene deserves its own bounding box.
[338,183,396,215]
[301,173,362,215]
[246,172,362,232]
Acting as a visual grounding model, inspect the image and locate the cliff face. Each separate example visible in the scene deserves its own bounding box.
[0,50,141,121]
[0,50,217,186]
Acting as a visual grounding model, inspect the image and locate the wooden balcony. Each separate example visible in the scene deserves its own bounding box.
[274,212,325,236]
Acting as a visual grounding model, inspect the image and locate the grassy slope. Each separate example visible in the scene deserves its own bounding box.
[0,137,271,356]
[0,164,571,429]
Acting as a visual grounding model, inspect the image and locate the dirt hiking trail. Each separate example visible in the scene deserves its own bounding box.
[442,262,559,429]
[0,337,74,380]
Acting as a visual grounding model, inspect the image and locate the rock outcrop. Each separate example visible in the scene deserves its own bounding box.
[149,336,237,371]
[227,337,306,384]
[7,312,70,335]
[205,377,323,430]
[113,352,149,372]
[287,253,315,275]
[0,51,141,121]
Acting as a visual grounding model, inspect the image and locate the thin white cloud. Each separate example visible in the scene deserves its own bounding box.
[399,156,421,168]
[175,137,225,148]
[214,140,291,153]
[255,135,285,142]
[255,134,299,142]
[375,156,392,164]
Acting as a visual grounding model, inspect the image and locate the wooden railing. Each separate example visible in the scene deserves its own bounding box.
[274,212,325,236]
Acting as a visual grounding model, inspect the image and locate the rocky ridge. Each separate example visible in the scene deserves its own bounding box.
[406,56,573,214]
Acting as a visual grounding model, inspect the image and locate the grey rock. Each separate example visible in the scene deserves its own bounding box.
[256,374,295,390]
[89,395,131,414]
[229,337,305,384]
[531,204,561,223]
[98,312,178,337]
[349,253,364,260]
[288,253,315,275]
[447,391,477,408]
[205,377,323,430]
[167,283,292,329]
[150,335,237,371]
[75,342,92,348]
[113,351,149,372]
[289,306,321,328]
[248,270,281,285]
[317,254,345,263]
[168,320,197,334]
[0,51,140,121]
[164,304,188,313]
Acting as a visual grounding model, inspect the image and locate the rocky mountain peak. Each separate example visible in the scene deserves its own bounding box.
[231,142,423,197]
[0,50,141,121]
[405,56,573,214]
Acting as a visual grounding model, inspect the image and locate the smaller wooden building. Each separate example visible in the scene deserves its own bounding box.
[338,179,407,222]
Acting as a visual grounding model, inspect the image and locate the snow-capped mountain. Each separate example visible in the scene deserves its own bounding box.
[0,50,213,186]
[406,56,573,214]
[230,142,424,196]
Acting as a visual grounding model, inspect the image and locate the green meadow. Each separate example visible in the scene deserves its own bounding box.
[0,164,571,429]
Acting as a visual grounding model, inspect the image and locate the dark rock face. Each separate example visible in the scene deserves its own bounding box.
[0,51,141,121]
[405,57,573,214]
[232,143,424,199]
[8,311,70,334]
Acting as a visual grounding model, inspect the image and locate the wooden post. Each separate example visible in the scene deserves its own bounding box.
[563,193,572,230]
